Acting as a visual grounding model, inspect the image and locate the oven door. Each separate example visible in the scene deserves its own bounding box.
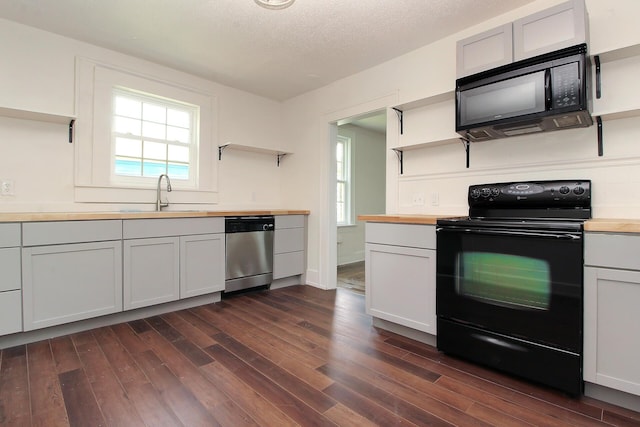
[436,225,583,352]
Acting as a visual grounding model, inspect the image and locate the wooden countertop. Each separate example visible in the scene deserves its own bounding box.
[584,218,640,233]
[357,214,458,225]
[0,210,309,223]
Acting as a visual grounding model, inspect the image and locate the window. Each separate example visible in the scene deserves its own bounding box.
[336,135,353,225]
[112,88,198,187]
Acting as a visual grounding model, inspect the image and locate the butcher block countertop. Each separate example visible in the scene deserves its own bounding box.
[359,215,640,234]
[0,210,309,223]
[357,214,455,225]
[584,218,640,233]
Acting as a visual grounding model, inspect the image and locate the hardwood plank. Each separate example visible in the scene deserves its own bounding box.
[465,402,537,427]
[205,343,338,427]
[125,382,185,427]
[132,349,221,426]
[26,341,69,425]
[322,403,380,427]
[50,336,82,374]
[72,332,146,426]
[111,322,150,354]
[0,345,31,426]
[93,326,149,390]
[59,368,106,427]
[161,310,218,348]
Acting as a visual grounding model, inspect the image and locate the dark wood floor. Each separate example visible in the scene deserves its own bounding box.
[1,286,639,426]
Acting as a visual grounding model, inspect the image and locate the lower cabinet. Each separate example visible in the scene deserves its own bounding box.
[180,233,225,298]
[274,215,306,280]
[123,237,180,310]
[0,223,22,335]
[584,233,640,397]
[22,241,123,331]
[365,223,437,334]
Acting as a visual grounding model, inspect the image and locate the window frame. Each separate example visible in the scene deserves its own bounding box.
[110,87,199,188]
[336,134,354,226]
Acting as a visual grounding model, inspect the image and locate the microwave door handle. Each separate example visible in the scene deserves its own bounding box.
[544,69,552,110]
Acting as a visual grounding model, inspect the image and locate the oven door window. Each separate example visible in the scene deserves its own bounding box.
[457,252,551,310]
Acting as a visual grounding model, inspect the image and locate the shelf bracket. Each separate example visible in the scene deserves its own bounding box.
[596,116,603,157]
[68,119,75,143]
[392,107,403,135]
[276,153,287,167]
[594,55,602,99]
[460,138,470,168]
[391,148,404,175]
[218,144,230,160]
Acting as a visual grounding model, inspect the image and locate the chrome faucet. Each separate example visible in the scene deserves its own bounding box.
[156,174,172,211]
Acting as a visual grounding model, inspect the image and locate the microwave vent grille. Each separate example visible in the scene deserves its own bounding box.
[553,115,583,128]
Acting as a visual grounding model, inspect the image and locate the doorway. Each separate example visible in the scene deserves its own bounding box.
[335,110,386,294]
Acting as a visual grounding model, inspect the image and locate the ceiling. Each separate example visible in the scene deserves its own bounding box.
[0,0,533,101]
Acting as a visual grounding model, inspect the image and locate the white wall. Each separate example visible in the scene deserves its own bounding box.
[0,18,286,212]
[281,0,640,289]
[337,124,386,266]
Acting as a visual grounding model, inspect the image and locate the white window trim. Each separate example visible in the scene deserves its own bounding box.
[74,57,218,204]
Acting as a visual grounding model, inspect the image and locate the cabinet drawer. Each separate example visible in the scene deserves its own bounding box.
[123,217,224,239]
[366,223,436,249]
[0,223,20,247]
[274,251,305,279]
[275,215,305,229]
[275,228,305,254]
[0,290,22,336]
[0,247,21,292]
[585,233,640,270]
[23,220,122,246]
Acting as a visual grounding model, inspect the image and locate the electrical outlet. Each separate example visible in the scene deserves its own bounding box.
[412,193,425,206]
[431,192,439,206]
[1,180,14,196]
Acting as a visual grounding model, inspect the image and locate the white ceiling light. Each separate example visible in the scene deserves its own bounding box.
[254,0,295,10]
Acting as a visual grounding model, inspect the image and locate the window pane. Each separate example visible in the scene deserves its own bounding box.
[142,121,166,139]
[167,109,190,128]
[336,162,344,180]
[337,202,344,224]
[168,162,189,180]
[337,182,345,203]
[167,126,190,143]
[115,158,142,176]
[168,145,189,162]
[336,143,344,161]
[143,103,166,123]
[142,160,166,177]
[114,116,142,136]
[115,96,141,119]
[144,141,167,160]
[115,137,142,157]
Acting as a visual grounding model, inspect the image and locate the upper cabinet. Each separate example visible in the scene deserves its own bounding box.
[456,0,588,78]
[513,0,588,61]
[456,24,513,78]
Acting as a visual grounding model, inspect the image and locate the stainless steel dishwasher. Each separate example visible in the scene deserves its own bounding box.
[225,216,275,293]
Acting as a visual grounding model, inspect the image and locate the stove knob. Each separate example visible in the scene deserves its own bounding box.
[470,189,481,198]
[481,188,491,198]
[559,186,570,195]
[491,187,500,197]
[573,186,585,195]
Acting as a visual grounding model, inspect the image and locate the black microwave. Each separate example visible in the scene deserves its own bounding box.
[456,44,592,141]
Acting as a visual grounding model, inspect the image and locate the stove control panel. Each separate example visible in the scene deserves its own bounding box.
[468,180,591,208]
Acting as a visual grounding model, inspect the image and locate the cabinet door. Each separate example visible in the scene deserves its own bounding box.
[180,234,225,298]
[124,237,180,310]
[0,290,22,335]
[584,267,640,396]
[22,241,123,331]
[274,252,305,280]
[274,228,304,254]
[0,247,21,292]
[513,0,587,61]
[456,23,513,78]
[365,243,436,334]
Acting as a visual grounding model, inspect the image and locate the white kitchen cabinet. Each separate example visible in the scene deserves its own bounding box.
[180,233,225,298]
[123,237,180,310]
[513,0,588,61]
[456,0,588,78]
[365,223,436,335]
[22,220,123,331]
[456,23,513,78]
[123,217,224,308]
[584,232,640,397]
[274,215,306,280]
[0,223,22,335]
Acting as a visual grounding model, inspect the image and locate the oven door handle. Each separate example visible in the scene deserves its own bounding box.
[437,227,582,240]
